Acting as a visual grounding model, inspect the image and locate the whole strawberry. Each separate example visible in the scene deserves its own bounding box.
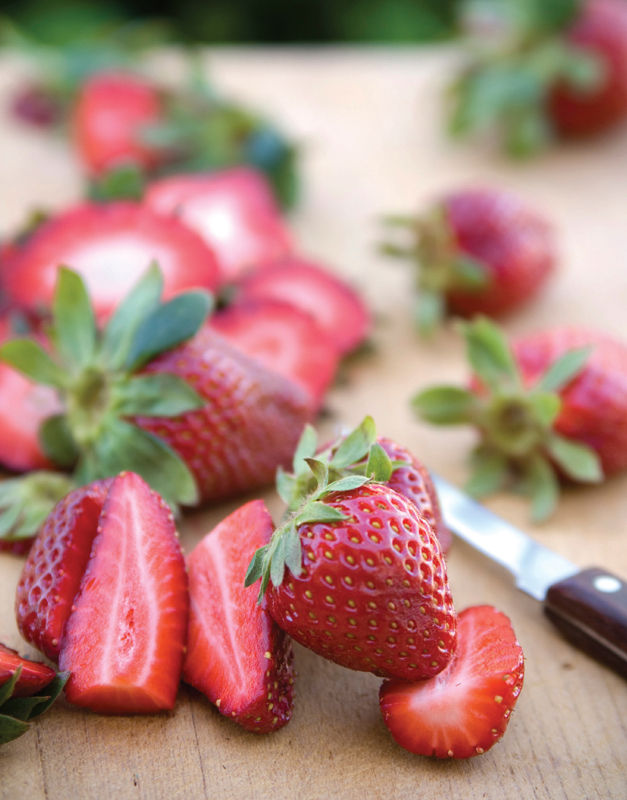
[451,0,627,154]
[383,189,554,334]
[246,419,456,681]
[412,317,627,520]
[0,265,311,543]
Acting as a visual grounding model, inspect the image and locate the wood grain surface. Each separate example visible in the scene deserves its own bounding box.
[0,48,626,800]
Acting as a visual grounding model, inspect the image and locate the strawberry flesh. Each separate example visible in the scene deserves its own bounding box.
[0,642,56,697]
[184,500,294,732]
[58,472,188,713]
[238,257,371,355]
[15,479,112,661]
[208,298,340,410]
[379,605,524,758]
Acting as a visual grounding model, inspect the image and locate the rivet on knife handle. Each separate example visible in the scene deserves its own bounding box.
[544,568,627,679]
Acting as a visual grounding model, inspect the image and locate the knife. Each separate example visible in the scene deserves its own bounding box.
[433,475,627,679]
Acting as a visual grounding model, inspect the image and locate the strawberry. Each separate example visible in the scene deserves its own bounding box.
[74,72,164,176]
[0,266,311,541]
[382,189,554,333]
[145,169,293,282]
[184,500,294,733]
[0,643,66,746]
[15,479,112,660]
[3,202,222,322]
[246,419,456,681]
[237,258,371,355]
[450,0,627,154]
[208,298,340,410]
[412,317,627,520]
[58,472,188,713]
[0,643,56,697]
[379,605,524,758]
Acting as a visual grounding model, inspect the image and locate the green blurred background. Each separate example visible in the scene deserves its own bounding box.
[1,0,461,45]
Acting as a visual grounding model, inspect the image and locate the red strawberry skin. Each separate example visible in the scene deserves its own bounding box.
[238,257,371,355]
[550,0,627,137]
[59,472,188,714]
[74,72,163,175]
[184,500,294,733]
[208,298,340,410]
[0,642,56,697]
[378,437,452,555]
[512,327,627,476]
[145,168,293,282]
[379,606,524,758]
[4,202,222,322]
[15,479,112,661]
[137,327,312,503]
[266,483,456,681]
[443,190,555,317]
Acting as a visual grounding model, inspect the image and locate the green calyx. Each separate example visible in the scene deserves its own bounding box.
[381,208,489,336]
[0,667,68,746]
[412,317,602,521]
[0,264,213,537]
[245,416,406,601]
[449,0,605,156]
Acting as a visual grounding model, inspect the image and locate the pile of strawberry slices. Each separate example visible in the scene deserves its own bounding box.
[5,418,525,758]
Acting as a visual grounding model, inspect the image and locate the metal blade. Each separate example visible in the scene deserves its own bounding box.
[433,475,579,601]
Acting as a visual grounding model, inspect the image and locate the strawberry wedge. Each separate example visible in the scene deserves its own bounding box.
[0,643,56,697]
[59,472,188,713]
[184,500,294,732]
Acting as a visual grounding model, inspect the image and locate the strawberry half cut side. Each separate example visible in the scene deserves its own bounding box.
[380,605,524,758]
[184,499,294,733]
[208,298,340,410]
[59,472,188,714]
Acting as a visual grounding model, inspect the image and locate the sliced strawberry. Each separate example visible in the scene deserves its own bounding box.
[379,605,524,758]
[74,72,164,176]
[4,202,222,321]
[0,642,56,697]
[184,500,294,733]
[145,168,293,282]
[15,479,112,661]
[238,258,370,355]
[58,472,188,713]
[208,299,339,410]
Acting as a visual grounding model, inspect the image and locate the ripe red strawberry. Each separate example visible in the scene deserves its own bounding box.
[74,72,164,176]
[145,168,293,282]
[58,472,188,713]
[549,0,627,137]
[413,318,625,520]
[247,424,456,681]
[379,605,524,758]
[0,266,311,539]
[0,643,56,697]
[4,202,222,322]
[383,189,554,333]
[15,479,112,660]
[208,298,340,410]
[184,500,294,733]
[238,258,371,355]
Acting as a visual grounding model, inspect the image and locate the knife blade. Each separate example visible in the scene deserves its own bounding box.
[433,475,627,679]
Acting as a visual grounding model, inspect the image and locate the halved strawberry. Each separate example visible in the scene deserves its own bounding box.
[379,605,524,758]
[237,258,370,355]
[58,472,188,713]
[4,202,222,321]
[0,643,56,697]
[145,168,293,282]
[208,298,340,410]
[184,500,294,733]
[74,72,164,176]
[15,479,112,660]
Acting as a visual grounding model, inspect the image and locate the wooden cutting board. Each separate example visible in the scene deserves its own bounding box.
[0,48,626,800]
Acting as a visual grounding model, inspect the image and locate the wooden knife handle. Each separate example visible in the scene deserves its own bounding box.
[544,567,627,679]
